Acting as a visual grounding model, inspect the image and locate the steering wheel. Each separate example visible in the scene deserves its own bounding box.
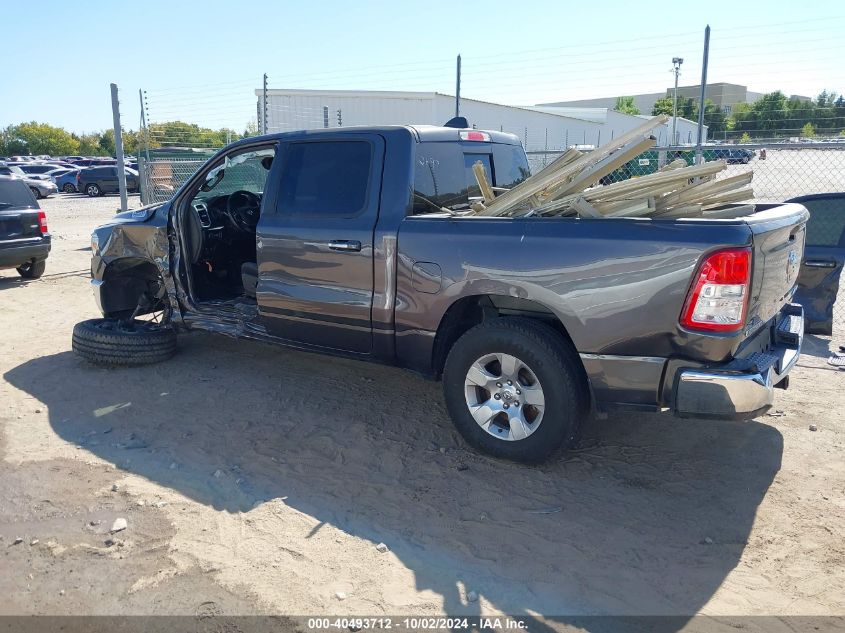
[226,190,261,232]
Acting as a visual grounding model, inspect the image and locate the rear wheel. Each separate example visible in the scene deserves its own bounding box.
[72,318,177,366]
[86,183,101,197]
[30,186,41,199]
[443,318,588,463]
[17,260,46,279]
[63,183,76,193]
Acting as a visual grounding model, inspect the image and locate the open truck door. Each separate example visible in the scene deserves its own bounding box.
[789,194,845,335]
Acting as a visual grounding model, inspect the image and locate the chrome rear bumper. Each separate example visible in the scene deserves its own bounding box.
[675,304,803,420]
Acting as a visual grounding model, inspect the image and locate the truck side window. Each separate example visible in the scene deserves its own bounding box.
[491,145,532,190]
[802,198,845,247]
[413,143,468,214]
[277,141,372,217]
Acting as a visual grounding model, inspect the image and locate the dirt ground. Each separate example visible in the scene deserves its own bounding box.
[1,193,844,623]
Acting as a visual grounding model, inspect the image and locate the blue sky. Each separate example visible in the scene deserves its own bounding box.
[1,0,843,134]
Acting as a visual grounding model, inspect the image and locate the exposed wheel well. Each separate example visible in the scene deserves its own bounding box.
[101,259,164,319]
[431,295,583,379]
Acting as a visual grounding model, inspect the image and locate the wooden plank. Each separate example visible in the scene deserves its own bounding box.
[573,159,726,204]
[699,187,755,208]
[472,160,495,204]
[570,197,604,218]
[656,171,753,209]
[701,204,756,218]
[477,115,669,216]
[603,198,655,218]
[543,136,656,201]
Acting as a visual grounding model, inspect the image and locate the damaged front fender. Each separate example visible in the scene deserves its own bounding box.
[90,203,181,320]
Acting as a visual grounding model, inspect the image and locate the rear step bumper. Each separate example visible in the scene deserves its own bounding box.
[674,304,803,420]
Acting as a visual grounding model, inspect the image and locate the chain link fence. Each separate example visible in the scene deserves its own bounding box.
[526,143,845,201]
[139,158,207,204]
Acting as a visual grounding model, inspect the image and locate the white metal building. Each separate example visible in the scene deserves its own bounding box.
[256,89,705,152]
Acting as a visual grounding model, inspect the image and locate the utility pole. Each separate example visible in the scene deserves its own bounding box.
[110,83,128,213]
[671,57,684,145]
[695,26,711,164]
[455,54,461,118]
[262,73,268,134]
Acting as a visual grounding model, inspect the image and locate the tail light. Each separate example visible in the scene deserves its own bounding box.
[460,130,490,142]
[76,172,81,182]
[680,247,751,332]
[38,210,48,235]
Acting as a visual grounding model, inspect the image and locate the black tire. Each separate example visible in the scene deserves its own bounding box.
[17,260,46,279]
[86,183,101,197]
[30,186,41,199]
[63,183,76,193]
[443,318,588,463]
[72,318,177,366]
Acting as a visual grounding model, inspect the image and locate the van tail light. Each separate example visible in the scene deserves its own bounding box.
[38,210,48,235]
[680,247,751,332]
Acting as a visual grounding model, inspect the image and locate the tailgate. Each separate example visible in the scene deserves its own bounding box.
[745,203,810,326]
[0,210,43,240]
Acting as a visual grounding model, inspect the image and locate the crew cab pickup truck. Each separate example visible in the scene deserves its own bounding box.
[74,126,808,462]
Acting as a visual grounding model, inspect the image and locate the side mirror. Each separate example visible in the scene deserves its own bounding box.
[201,168,224,192]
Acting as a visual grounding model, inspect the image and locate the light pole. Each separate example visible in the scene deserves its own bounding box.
[672,57,683,145]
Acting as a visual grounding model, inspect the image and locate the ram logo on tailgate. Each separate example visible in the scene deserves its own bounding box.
[786,249,798,281]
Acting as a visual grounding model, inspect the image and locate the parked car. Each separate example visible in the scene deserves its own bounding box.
[78,166,139,196]
[711,148,755,164]
[0,164,57,199]
[16,164,64,178]
[75,126,810,463]
[55,169,81,193]
[0,175,50,279]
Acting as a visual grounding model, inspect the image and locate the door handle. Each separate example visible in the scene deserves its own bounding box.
[804,259,837,268]
[328,240,362,252]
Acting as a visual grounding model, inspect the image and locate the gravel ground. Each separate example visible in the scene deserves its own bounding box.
[1,193,844,623]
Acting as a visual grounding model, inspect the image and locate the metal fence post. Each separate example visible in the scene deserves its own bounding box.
[110,83,128,212]
[323,106,329,128]
[695,25,711,164]
[262,73,268,134]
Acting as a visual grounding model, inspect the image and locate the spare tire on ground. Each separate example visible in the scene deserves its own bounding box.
[72,318,177,366]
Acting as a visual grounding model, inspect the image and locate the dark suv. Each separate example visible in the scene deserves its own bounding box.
[78,166,139,197]
[0,176,50,279]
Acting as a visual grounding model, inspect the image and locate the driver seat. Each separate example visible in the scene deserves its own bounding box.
[241,262,258,298]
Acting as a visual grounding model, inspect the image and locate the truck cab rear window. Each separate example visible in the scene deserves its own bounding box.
[412,142,530,214]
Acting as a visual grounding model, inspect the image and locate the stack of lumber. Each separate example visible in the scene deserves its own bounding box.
[471,115,755,220]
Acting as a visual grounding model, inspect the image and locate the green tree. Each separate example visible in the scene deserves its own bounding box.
[613,96,640,115]
[740,132,752,143]
[0,122,80,156]
[651,96,674,116]
[801,122,816,138]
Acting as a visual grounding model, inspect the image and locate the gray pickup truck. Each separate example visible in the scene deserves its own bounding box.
[74,125,809,462]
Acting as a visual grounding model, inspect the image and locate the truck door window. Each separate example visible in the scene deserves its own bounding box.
[802,198,845,247]
[277,141,372,217]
